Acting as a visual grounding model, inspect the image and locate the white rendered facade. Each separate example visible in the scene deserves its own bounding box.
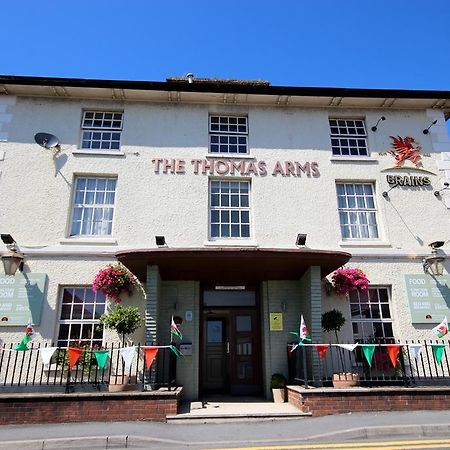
[0,77,449,400]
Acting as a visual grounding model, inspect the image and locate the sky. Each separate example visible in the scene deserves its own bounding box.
[1,1,450,91]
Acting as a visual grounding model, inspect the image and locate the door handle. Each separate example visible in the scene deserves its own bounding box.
[226,341,230,354]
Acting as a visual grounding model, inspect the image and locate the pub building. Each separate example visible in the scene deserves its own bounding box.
[0,75,449,401]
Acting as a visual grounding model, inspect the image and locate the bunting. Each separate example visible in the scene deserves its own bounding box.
[94,350,109,369]
[39,347,58,367]
[67,347,83,370]
[119,346,136,371]
[144,347,159,369]
[361,344,376,366]
[314,344,330,359]
[169,345,183,358]
[431,344,446,365]
[336,343,358,352]
[408,344,423,360]
[386,345,401,368]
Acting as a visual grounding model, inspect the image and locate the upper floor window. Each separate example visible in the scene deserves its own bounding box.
[81,111,123,151]
[209,180,250,238]
[336,183,379,239]
[329,119,368,156]
[70,177,117,236]
[57,287,106,347]
[209,115,248,154]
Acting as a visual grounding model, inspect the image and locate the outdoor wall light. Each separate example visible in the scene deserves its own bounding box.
[423,119,438,135]
[155,236,166,247]
[1,234,24,276]
[423,241,446,276]
[371,116,386,132]
[296,233,307,246]
[434,182,450,198]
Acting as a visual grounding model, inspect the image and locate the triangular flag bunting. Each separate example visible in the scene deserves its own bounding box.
[169,345,184,358]
[336,343,358,352]
[386,345,401,368]
[170,316,182,340]
[39,347,58,367]
[408,344,423,360]
[94,350,109,369]
[432,317,448,338]
[314,344,330,359]
[67,347,83,370]
[361,344,376,367]
[144,347,159,369]
[119,346,136,371]
[15,334,32,351]
[431,344,446,365]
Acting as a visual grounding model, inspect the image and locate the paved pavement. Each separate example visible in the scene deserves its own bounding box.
[1,410,450,449]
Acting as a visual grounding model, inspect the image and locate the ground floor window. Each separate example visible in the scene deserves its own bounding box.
[350,286,393,342]
[57,287,106,347]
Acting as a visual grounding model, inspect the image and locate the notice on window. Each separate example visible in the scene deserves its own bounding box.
[269,312,283,331]
[0,273,47,326]
[405,275,450,324]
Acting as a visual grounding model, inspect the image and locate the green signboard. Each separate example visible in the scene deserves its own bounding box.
[405,274,450,324]
[0,273,47,326]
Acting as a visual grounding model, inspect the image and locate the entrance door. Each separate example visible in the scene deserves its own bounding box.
[201,289,261,395]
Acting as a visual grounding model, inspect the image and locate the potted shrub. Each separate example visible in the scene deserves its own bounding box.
[271,373,287,403]
[321,309,359,388]
[99,304,143,391]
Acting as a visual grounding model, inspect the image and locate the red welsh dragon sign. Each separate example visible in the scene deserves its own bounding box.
[389,136,422,168]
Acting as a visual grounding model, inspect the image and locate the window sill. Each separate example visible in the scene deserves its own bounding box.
[329,156,378,162]
[60,237,118,245]
[338,240,392,248]
[73,150,125,157]
[206,154,255,159]
[203,240,259,248]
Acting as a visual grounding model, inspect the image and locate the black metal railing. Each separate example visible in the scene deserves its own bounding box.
[0,342,177,393]
[288,340,450,387]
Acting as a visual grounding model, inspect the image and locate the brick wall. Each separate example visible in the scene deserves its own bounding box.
[0,389,181,425]
[288,385,450,416]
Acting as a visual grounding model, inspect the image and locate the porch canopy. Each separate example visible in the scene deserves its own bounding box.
[116,247,351,283]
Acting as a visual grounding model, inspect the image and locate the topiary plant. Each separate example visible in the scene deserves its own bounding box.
[322,309,346,371]
[99,304,142,345]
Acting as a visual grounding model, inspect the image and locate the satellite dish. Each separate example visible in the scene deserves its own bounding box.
[34,132,60,150]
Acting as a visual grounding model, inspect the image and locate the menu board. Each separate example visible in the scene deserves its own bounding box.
[0,273,47,326]
[405,274,450,324]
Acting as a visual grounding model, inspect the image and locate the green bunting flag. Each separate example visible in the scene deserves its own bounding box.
[169,345,184,358]
[431,344,446,365]
[94,350,109,369]
[361,344,376,367]
[15,334,32,351]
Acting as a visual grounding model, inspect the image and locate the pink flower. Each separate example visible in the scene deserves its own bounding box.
[331,268,369,296]
[92,263,136,302]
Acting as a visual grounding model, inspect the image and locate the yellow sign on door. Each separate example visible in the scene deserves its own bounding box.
[269,312,283,331]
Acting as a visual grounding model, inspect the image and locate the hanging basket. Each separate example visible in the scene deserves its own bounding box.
[331,268,369,296]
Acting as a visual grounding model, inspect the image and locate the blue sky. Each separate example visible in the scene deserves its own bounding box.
[1,1,450,90]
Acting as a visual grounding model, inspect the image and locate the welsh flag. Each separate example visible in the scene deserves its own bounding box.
[170,316,182,340]
[15,319,35,351]
[290,315,312,351]
[432,316,448,338]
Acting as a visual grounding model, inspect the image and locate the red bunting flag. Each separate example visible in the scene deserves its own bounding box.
[386,345,401,368]
[68,347,83,370]
[144,347,159,369]
[314,344,330,359]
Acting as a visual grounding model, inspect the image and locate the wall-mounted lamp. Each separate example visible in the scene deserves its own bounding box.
[296,233,307,246]
[382,184,397,198]
[423,241,446,276]
[371,116,386,132]
[155,236,166,247]
[423,120,438,135]
[434,182,450,198]
[1,234,24,276]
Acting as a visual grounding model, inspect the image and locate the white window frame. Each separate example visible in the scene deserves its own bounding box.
[336,182,379,240]
[209,179,251,239]
[209,115,249,155]
[350,286,393,342]
[69,176,117,237]
[80,111,123,151]
[57,287,106,348]
[329,118,368,157]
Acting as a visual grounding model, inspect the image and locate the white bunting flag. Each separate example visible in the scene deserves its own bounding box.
[120,346,136,371]
[39,347,58,367]
[408,344,423,360]
[336,343,359,352]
